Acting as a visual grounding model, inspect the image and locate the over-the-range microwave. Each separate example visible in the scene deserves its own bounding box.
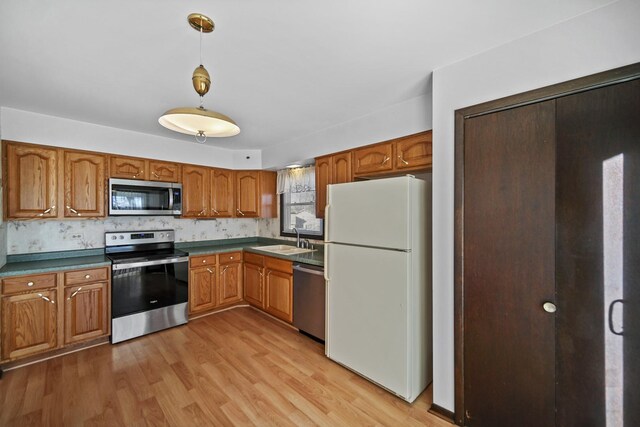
[109,178,182,216]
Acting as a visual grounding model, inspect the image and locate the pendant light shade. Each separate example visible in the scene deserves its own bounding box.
[159,107,240,138]
[159,13,239,143]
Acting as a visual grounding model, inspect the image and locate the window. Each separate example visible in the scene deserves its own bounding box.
[278,166,323,239]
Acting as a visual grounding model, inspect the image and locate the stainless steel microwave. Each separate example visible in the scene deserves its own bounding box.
[109,178,182,216]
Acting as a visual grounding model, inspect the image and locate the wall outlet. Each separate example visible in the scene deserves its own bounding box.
[70,233,84,240]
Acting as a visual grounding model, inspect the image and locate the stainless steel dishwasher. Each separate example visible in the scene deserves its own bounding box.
[293,263,325,342]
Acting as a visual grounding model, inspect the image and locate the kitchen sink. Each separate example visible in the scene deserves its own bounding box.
[254,244,316,256]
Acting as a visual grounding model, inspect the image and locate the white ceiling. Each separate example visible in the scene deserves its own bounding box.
[0,0,610,150]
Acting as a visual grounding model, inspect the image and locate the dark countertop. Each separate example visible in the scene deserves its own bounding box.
[0,249,111,278]
[178,238,325,267]
[0,238,323,278]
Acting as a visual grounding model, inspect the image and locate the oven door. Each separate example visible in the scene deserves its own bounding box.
[111,257,189,318]
[109,178,182,216]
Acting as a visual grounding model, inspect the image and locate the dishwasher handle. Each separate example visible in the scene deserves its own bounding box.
[293,264,325,276]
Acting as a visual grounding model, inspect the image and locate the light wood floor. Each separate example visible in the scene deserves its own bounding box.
[0,307,452,426]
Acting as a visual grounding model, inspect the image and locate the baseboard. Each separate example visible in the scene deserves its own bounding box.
[429,403,455,424]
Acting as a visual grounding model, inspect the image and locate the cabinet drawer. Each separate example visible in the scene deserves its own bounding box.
[64,267,109,286]
[243,252,264,266]
[219,251,242,264]
[2,273,57,295]
[265,256,293,274]
[190,254,217,267]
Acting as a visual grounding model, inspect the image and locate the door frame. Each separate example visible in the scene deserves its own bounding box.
[452,62,640,426]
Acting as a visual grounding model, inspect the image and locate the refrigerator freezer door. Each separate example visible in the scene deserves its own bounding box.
[326,177,421,250]
[325,243,409,398]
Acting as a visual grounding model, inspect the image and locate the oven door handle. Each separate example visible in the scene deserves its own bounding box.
[112,256,190,270]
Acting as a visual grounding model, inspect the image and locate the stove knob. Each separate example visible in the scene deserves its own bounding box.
[160,233,165,238]
[119,235,124,240]
[111,236,117,240]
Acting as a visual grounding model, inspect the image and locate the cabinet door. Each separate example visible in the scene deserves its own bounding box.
[332,152,352,184]
[235,171,259,217]
[64,282,109,344]
[109,156,147,180]
[352,142,393,176]
[315,155,332,218]
[211,169,235,217]
[64,151,106,217]
[182,165,209,218]
[5,143,58,219]
[149,160,181,182]
[394,131,432,171]
[1,290,58,361]
[265,269,293,323]
[218,262,242,306]
[243,263,264,308]
[189,266,216,314]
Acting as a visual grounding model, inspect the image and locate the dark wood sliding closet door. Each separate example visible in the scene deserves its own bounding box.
[463,101,556,427]
[458,73,640,427]
[556,79,640,427]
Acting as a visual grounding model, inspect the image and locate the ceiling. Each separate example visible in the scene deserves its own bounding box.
[0,0,610,150]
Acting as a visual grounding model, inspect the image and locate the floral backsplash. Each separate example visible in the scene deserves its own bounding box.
[7,217,266,255]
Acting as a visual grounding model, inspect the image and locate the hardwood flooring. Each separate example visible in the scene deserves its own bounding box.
[0,307,452,426]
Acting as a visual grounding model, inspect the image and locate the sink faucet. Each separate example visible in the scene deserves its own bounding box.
[292,227,301,248]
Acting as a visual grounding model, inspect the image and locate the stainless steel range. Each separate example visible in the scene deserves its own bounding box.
[106,230,189,343]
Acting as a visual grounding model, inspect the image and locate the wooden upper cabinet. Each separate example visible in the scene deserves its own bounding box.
[332,152,352,184]
[149,160,181,182]
[4,142,58,219]
[394,131,432,171]
[182,165,210,218]
[315,156,331,218]
[352,142,394,176]
[235,171,260,217]
[1,289,59,361]
[211,169,235,217]
[109,156,146,180]
[63,151,106,218]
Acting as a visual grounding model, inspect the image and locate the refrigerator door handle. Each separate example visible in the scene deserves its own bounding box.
[324,203,331,242]
[324,244,329,281]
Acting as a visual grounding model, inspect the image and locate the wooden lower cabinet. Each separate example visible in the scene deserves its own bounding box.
[243,259,264,309]
[218,258,243,307]
[264,258,293,323]
[64,282,109,344]
[1,289,59,361]
[1,267,111,364]
[189,266,217,314]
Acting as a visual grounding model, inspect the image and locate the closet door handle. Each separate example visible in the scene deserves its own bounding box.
[608,299,624,336]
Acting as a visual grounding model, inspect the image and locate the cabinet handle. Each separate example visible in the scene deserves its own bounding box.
[221,266,228,274]
[258,271,264,278]
[85,274,91,279]
[198,209,206,216]
[38,293,55,304]
[202,259,207,263]
[27,281,35,287]
[206,268,214,274]
[398,155,409,165]
[38,205,56,216]
[381,156,390,164]
[66,206,81,216]
[133,170,144,178]
[152,171,160,179]
[67,287,82,300]
[237,209,245,216]
[212,208,220,215]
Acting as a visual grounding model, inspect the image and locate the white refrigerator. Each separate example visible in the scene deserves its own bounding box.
[324,176,432,403]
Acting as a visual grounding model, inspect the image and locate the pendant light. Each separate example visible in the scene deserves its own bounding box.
[159,13,240,143]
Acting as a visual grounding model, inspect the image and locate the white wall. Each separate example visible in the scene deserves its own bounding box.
[431,0,640,412]
[0,107,262,170]
[261,90,433,168]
